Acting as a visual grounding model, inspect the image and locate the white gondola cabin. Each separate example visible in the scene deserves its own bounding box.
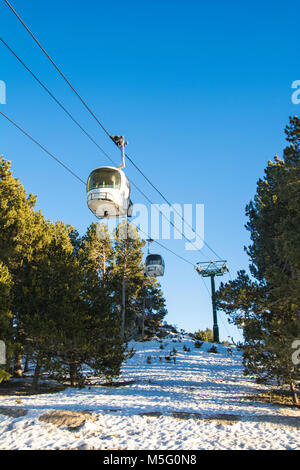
[87,166,132,219]
[145,254,165,277]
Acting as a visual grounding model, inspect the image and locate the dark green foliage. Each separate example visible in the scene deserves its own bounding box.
[0,261,13,365]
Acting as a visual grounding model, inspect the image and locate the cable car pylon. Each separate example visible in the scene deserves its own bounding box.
[195,261,228,343]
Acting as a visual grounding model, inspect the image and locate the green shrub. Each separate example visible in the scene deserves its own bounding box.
[193,328,214,342]
[0,368,10,384]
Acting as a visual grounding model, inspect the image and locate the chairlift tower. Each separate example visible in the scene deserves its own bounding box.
[195,261,228,343]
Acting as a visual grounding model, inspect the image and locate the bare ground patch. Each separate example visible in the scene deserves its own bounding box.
[0,407,28,418]
[38,410,96,430]
[0,377,67,396]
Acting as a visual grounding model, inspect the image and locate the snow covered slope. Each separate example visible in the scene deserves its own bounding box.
[0,334,299,450]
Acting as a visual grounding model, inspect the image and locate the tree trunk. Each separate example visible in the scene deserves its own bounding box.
[120,249,127,339]
[13,351,23,378]
[69,360,78,387]
[141,296,145,341]
[103,247,106,275]
[32,358,42,392]
[290,381,299,405]
[121,277,126,339]
[23,354,30,373]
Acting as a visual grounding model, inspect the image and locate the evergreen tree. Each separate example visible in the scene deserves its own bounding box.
[21,222,125,388]
[112,220,146,340]
[138,275,167,340]
[217,117,300,403]
[0,157,37,267]
[78,224,126,382]
[0,157,50,376]
[82,222,113,276]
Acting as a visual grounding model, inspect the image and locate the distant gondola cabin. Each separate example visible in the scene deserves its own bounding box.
[145,254,165,277]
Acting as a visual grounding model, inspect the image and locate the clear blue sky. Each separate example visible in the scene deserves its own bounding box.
[1,0,299,341]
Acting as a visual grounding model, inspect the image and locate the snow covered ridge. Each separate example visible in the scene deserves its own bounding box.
[0,334,299,450]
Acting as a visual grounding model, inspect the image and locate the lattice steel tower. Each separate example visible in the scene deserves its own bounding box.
[195,261,228,343]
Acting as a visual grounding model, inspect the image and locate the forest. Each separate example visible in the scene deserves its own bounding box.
[0,157,167,389]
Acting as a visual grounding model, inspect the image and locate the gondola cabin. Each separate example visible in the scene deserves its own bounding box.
[145,254,165,277]
[87,166,132,219]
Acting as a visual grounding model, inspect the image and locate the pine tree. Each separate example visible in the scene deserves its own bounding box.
[217,117,300,403]
[111,221,145,340]
[82,222,113,276]
[138,275,167,340]
[76,224,126,382]
[18,220,126,388]
[0,157,50,376]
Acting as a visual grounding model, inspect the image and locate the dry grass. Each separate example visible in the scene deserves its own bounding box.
[246,389,300,408]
